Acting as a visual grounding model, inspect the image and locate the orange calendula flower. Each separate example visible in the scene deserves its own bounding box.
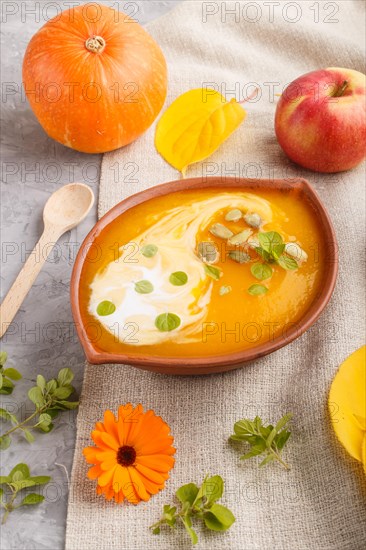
[83,403,175,504]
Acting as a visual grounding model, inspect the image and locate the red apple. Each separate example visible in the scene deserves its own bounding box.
[275,68,366,173]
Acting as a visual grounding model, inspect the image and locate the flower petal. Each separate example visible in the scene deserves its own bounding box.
[100,431,119,451]
[91,430,112,450]
[135,463,169,484]
[131,468,164,495]
[103,410,119,442]
[83,446,100,464]
[113,464,138,503]
[118,404,144,446]
[87,464,103,480]
[98,465,116,487]
[128,466,150,501]
[136,454,175,472]
[100,458,118,471]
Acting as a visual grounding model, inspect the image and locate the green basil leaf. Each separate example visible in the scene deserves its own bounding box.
[28,476,51,486]
[36,374,46,391]
[0,408,11,421]
[219,285,232,296]
[259,454,276,467]
[240,444,266,460]
[181,517,198,545]
[24,430,35,444]
[37,422,54,433]
[0,352,8,366]
[274,413,293,432]
[53,386,73,400]
[248,284,268,296]
[0,387,13,395]
[0,435,11,450]
[204,264,222,280]
[255,246,272,262]
[204,475,224,505]
[0,476,10,484]
[250,263,272,281]
[176,483,199,506]
[0,373,3,389]
[3,368,22,380]
[152,527,160,535]
[96,300,116,316]
[203,503,235,531]
[56,401,79,410]
[155,313,181,332]
[141,244,158,258]
[277,255,298,270]
[169,271,188,286]
[258,231,283,253]
[0,378,14,389]
[38,413,52,425]
[45,379,57,393]
[57,368,74,387]
[134,280,154,294]
[9,463,30,481]
[28,387,44,407]
[275,430,291,450]
[272,243,285,259]
[10,479,36,490]
[20,493,45,506]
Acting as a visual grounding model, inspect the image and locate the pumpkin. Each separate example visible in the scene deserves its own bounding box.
[22,3,167,153]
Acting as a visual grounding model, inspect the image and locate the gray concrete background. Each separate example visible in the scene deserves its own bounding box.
[0,1,180,548]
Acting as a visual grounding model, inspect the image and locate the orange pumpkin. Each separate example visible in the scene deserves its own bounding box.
[22,3,167,153]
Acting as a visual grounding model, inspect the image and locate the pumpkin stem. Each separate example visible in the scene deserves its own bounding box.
[85,36,106,54]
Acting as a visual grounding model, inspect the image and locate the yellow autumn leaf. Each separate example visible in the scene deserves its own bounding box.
[362,434,366,475]
[328,345,366,464]
[155,88,246,174]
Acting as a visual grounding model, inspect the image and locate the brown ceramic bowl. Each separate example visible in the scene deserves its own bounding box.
[71,176,338,375]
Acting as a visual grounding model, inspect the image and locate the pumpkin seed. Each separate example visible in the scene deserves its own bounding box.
[228,228,252,246]
[285,243,308,262]
[197,241,219,264]
[209,223,233,239]
[219,285,232,295]
[247,237,260,250]
[228,251,251,264]
[244,212,262,228]
[225,209,242,222]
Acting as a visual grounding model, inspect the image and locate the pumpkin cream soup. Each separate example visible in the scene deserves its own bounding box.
[79,188,325,357]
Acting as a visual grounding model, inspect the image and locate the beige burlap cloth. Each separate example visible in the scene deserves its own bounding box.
[66,2,366,548]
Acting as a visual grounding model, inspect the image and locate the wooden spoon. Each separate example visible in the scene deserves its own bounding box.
[0,183,95,338]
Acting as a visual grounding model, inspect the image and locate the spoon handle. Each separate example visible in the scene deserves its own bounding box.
[0,227,61,339]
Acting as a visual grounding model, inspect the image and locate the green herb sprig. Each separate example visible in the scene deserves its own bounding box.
[230,414,292,470]
[0,368,78,450]
[150,475,235,545]
[0,352,22,395]
[0,463,50,523]
[255,232,298,271]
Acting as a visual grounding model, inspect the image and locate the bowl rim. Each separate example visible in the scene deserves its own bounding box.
[71,176,338,372]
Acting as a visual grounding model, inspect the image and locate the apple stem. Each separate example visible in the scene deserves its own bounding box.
[333,80,348,97]
[238,88,259,104]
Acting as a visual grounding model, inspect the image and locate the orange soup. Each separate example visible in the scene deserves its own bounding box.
[79,187,326,357]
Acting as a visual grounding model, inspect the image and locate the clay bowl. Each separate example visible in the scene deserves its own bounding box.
[71,176,338,375]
